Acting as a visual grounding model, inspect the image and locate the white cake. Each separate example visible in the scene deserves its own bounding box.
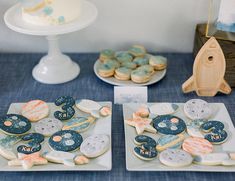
[20,0,81,26]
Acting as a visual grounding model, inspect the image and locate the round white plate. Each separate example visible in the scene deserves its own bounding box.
[94,57,167,86]
[4,1,98,36]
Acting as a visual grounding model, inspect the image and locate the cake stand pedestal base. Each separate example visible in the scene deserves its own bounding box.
[32,35,80,84]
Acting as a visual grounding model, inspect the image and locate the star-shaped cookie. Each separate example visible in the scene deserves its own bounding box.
[125,115,157,135]
[8,152,48,169]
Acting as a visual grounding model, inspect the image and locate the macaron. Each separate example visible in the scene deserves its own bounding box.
[105,59,120,69]
[131,69,151,84]
[128,45,146,57]
[149,55,167,70]
[99,49,115,62]
[121,61,137,69]
[114,67,132,81]
[116,52,133,63]
[133,56,149,66]
[137,65,155,76]
[98,63,115,78]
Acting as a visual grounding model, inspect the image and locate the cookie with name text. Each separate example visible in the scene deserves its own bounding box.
[156,134,184,152]
[22,100,49,122]
[80,134,110,158]
[133,135,157,161]
[0,114,31,135]
[49,130,83,152]
[159,149,193,167]
[153,115,186,135]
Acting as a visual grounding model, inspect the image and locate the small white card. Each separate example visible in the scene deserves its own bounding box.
[114,86,148,104]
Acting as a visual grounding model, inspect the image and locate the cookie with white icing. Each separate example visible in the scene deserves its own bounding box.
[149,103,179,117]
[184,99,212,120]
[35,118,63,136]
[159,149,193,167]
[49,130,83,152]
[22,100,49,122]
[80,134,110,158]
[76,99,101,113]
[194,153,230,166]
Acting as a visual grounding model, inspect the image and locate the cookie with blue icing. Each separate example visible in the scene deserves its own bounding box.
[98,63,115,78]
[128,45,146,57]
[62,116,96,133]
[121,61,137,69]
[99,49,115,62]
[116,52,133,63]
[114,67,132,81]
[0,114,31,135]
[49,130,83,152]
[133,135,157,161]
[186,119,206,138]
[201,120,228,144]
[133,56,149,66]
[105,59,120,69]
[156,134,184,152]
[131,69,151,84]
[17,133,44,154]
[136,65,155,75]
[153,115,186,135]
[149,55,167,70]
[54,96,75,121]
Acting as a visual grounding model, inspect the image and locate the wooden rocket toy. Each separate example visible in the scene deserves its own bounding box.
[182,37,232,96]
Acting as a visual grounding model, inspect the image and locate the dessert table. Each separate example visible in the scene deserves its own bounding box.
[0,52,234,180]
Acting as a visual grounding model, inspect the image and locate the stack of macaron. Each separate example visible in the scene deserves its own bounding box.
[97,45,167,83]
[125,99,235,168]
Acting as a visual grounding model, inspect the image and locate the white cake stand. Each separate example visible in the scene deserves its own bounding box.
[4,1,98,84]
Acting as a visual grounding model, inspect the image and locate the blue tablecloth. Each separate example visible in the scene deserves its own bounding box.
[0,53,234,181]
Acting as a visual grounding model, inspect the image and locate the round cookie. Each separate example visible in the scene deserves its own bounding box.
[184,99,212,120]
[186,119,206,138]
[80,134,110,158]
[149,55,167,70]
[0,114,31,135]
[182,137,213,156]
[49,130,83,152]
[62,117,96,133]
[201,120,228,144]
[99,49,115,62]
[131,69,151,84]
[22,100,49,122]
[98,63,115,78]
[128,45,146,57]
[136,65,155,75]
[116,52,133,63]
[133,56,149,66]
[149,103,179,117]
[34,118,63,136]
[156,134,184,152]
[121,61,137,69]
[105,59,120,69]
[153,115,186,135]
[114,67,132,81]
[159,149,193,167]
[76,99,102,113]
[133,135,157,161]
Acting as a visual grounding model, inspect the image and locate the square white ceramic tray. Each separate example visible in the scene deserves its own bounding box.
[123,103,235,172]
[0,102,112,171]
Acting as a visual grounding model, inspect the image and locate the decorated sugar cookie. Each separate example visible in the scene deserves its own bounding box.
[182,137,213,156]
[80,134,110,158]
[201,120,228,144]
[8,151,47,170]
[49,130,83,152]
[194,153,230,166]
[156,134,184,152]
[75,99,101,113]
[22,100,49,122]
[99,106,112,117]
[34,118,63,136]
[62,117,96,133]
[43,150,76,166]
[17,133,44,155]
[186,119,206,138]
[54,96,75,121]
[184,99,212,120]
[74,155,89,165]
[134,135,157,161]
[0,114,31,135]
[153,115,186,135]
[134,105,150,118]
[0,135,22,160]
[125,116,156,135]
[149,103,179,117]
[159,149,193,167]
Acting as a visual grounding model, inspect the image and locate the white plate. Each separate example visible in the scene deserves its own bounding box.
[123,103,235,172]
[94,59,166,86]
[0,102,112,171]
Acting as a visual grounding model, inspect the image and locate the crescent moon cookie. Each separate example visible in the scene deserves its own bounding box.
[133,135,157,161]
[54,96,75,121]
[22,100,49,122]
[184,99,212,120]
[201,120,228,144]
[80,134,110,158]
[125,116,156,135]
[156,134,184,152]
[0,114,31,135]
[153,115,186,135]
[186,119,206,138]
[182,137,213,156]
[49,130,83,152]
[34,118,63,136]
[149,103,179,117]
[159,149,193,167]
[62,117,96,133]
